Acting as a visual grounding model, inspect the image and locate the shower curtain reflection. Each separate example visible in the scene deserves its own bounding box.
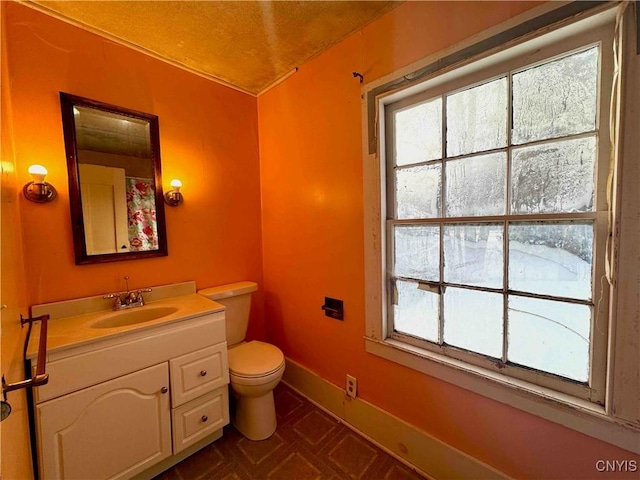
[126,177,158,251]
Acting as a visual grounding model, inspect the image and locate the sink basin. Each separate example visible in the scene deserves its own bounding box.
[91,306,179,329]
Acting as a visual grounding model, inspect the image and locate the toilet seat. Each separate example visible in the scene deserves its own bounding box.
[230,363,285,387]
[228,341,284,378]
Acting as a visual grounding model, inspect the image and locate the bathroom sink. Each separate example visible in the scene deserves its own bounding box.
[91,306,179,329]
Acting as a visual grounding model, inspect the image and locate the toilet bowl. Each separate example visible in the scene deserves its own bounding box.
[198,282,285,441]
[227,340,285,440]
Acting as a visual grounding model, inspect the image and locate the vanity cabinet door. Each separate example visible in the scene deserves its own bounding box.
[36,363,171,480]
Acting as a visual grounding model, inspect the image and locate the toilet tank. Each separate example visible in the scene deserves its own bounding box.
[198,281,258,346]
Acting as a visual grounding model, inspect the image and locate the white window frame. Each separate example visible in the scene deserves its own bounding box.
[362,3,640,454]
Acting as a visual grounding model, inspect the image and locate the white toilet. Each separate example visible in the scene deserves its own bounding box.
[198,281,285,441]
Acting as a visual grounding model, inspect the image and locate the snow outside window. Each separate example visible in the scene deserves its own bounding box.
[384,42,609,403]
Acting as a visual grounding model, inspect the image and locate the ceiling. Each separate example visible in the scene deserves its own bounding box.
[27,0,400,95]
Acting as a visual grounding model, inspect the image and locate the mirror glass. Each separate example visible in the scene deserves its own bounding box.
[60,93,168,264]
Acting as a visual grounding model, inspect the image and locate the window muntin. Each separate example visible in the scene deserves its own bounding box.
[385,44,606,397]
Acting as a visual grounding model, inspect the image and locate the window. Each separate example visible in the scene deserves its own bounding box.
[365,3,640,452]
[379,19,614,404]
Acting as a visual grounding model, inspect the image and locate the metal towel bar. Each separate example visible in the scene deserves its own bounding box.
[2,314,50,398]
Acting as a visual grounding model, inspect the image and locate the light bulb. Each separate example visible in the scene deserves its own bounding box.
[28,165,48,184]
[170,179,182,192]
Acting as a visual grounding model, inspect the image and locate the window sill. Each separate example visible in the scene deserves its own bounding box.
[365,336,640,454]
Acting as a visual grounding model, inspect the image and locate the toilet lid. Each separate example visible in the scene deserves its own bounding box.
[228,341,284,377]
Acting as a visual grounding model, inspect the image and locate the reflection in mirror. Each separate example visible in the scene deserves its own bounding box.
[75,107,156,254]
[60,93,168,265]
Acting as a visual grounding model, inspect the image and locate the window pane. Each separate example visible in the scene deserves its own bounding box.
[508,295,590,382]
[446,78,507,157]
[446,152,506,216]
[443,287,503,357]
[444,224,503,288]
[394,280,439,342]
[511,136,596,214]
[512,47,598,144]
[394,225,440,282]
[396,163,441,219]
[395,98,442,166]
[509,222,593,300]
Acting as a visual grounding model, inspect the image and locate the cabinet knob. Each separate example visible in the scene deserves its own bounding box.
[200,370,207,377]
[161,387,168,394]
[201,415,208,422]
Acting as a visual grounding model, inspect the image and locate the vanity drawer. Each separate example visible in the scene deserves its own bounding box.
[170,343,229,407]
[172,387,229,454]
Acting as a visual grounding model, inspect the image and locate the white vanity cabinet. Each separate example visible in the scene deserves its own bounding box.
[32,309,229,480]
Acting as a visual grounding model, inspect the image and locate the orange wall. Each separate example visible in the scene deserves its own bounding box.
[258,2,639,479]
[4,1,265,341]
[1,2,34,476]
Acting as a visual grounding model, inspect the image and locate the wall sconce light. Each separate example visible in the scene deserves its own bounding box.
[164,179,183,206]
[23,165,57,203]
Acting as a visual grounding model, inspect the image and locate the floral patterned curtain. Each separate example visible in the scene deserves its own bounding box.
[126,177,158,251]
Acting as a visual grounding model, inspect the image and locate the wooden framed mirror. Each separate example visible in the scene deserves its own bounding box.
[60,93,168,265]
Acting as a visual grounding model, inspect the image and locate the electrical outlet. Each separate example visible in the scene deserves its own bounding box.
[346,374,357,399]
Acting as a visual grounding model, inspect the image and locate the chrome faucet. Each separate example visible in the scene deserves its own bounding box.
[103,276,152,311]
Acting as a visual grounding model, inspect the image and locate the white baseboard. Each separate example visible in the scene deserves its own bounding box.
[282,358,510,480]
